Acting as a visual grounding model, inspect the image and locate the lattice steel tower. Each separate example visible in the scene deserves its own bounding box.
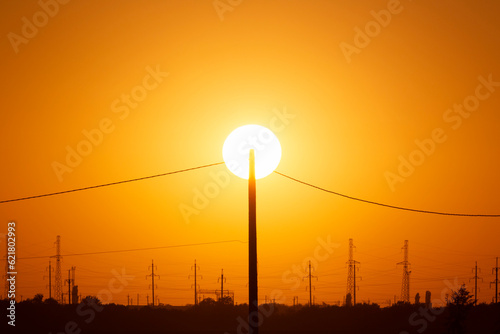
[397,240,411,303]
[346,239,359,305]
[53,235,63,303]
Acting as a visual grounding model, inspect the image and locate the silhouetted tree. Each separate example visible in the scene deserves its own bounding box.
[32,293,43,303]
[81,296,101,306]
[199,297,216,307]
[447,284,474,334]
[219,296,234,305]
[43,297,58,305]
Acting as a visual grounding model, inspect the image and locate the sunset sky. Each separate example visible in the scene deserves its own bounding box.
[1,0,499,307]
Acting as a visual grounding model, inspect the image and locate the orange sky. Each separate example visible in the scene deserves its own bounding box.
[1,0,499,307]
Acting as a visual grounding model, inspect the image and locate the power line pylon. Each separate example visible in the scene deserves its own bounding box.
[189,260,202,305]
[346,238,360,305]
[470,261,482,305]
[218,269,226,302]
[146,260,160,306]
[491,257,499,304]
[397,240,411,303]
[51,235,63,304]
[303,260,317,306]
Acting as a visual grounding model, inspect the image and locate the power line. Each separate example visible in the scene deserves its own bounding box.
[274,171,500,217]
[17,240,246,260]
[2,161,499,217]
[0,162,225,204]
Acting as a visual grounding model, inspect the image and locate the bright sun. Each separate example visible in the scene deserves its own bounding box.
[223,124,282,179]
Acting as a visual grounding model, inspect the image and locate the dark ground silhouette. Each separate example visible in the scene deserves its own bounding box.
[2,297,499,334]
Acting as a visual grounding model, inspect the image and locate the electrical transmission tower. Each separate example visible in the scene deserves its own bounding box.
[189,260,202,305]
[346,238,360,305]
[397,240,411,303]
[218,269,226,302]
[146,260,160,306]
[470,261,482,305]
[491,257,499,304]
[303,260,317,306]
[51,235,63,304]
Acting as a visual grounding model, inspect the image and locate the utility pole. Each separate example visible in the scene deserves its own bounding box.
[218,269,226,302]
[137,293,139,306]
[189,260,202,305]
[52,235,63,304]
[71,266,76,304]
[353,262,362,305]
[65,269,73,304]
[397,240,411,303]
[44,260,53,299]
[147,260,160,306]
[303,260,317,306]
[491,257,499,304]
[470,261,482,305]
[127,294,130,306]
[346,239,360,305]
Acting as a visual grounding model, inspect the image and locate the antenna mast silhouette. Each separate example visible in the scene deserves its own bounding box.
[470,261,482,305]
[491,257,499,304]
[346,239,360,305]
[189,260,202,305]
[304,260,317,306]
[52,235,63,304]
[147,260,160,306]
[397,240,411,303]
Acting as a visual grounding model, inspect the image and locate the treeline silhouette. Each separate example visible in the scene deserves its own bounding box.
[2,289,499,334]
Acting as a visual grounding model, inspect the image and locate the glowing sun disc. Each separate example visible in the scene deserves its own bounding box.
[223,125,282,179]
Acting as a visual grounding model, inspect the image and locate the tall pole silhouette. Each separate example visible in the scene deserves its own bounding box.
[190,260,201,305]
[248,149,258,334]
[308,261,312,306]
[491,257,499,304]
[397,240,411,303]
[470,261,482,305]
[304,260,317,306]
[65,269,73,304]
[48,261,52,299]
[147,260,160,306]
[218,269,227,302]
